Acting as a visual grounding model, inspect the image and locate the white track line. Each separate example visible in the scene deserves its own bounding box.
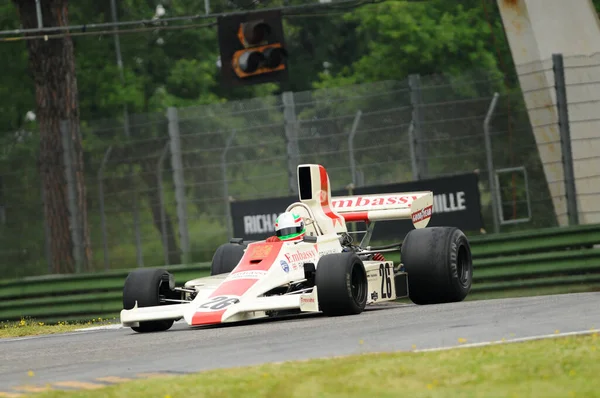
[413,328,600,353]
[74,324,124,331]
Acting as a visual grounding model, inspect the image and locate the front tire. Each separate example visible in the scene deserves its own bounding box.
[211,242,248,275]
[315,253,368,316]
[401,227,473,305]
[123,268,176,333]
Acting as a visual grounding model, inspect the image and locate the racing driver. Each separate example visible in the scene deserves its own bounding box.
[265,212,385,261]
[266,212,306,242]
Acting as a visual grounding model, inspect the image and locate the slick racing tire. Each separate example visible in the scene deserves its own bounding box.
[316,253,368,316]
[211,242,248,275]
[401,227,473,305]
[123,268,177,333]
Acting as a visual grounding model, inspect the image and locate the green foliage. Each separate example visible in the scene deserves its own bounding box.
[0,0,554,277]
[314,0,502,89]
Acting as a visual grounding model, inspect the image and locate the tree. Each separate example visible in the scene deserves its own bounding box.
[12,0,91,273]
[312,0,502,89]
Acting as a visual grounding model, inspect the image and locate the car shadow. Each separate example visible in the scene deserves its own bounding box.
[121,301,413,335]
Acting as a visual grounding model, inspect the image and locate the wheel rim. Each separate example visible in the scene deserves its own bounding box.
[456,245,471,288]
[350,263,366,305]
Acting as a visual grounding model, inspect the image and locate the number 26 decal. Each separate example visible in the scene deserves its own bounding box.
[199,296,240,310]
[379,264,392,299]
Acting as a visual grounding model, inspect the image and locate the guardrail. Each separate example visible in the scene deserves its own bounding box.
[465,223,600,299]
[0,263,211,325]
[2,224,600,324]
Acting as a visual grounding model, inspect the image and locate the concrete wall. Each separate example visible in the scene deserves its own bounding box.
[497,0,600,226]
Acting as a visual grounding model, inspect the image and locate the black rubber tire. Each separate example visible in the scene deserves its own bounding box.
[123,268,175,333]
[211,242,247,275]
[401,227,473,305]
[315,253,368,316]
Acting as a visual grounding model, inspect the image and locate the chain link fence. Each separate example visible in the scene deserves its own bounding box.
[3,62,590,278]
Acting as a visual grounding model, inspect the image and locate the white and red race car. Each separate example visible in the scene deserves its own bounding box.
[120,164,473,333]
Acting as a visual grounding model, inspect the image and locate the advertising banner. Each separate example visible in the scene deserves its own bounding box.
[230,172,483,242]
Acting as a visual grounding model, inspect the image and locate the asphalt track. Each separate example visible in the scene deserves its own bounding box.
[1,292,599,394]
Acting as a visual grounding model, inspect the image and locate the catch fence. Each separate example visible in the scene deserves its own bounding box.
[2,56,597,278]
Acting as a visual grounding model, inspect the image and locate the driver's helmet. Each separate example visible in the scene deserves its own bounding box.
[274,212,306,241]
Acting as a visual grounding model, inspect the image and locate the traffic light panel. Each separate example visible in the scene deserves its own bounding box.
[217,10,288,86]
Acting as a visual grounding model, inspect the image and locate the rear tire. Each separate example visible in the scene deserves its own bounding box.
[211,242,248,275]
[315,253,368,316]
[401,227,473,305]
[123,268,176,333]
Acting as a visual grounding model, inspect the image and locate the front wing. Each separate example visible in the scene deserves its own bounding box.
[120,288,321,327]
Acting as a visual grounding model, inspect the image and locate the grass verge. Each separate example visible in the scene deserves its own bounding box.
[34,333,599,398]
[0,317,116,338]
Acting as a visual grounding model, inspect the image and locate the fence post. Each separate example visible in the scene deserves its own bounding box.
[282,91,300,194]
[98,146,113,270]
[409,74,428,180]
[167,107,191,263]
[484,92,501,234]
[348,110,363,187]
[407,120,419,181]
[122,131,142,268]
[222,130,237,241]
[132,180,143,267]
[157,142,170,266]
[60,120,83,274]
[553,53,579,226]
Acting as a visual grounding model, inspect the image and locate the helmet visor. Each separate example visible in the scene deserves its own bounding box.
[276,225,305,240]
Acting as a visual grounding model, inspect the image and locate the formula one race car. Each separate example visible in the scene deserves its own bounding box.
[120,164,473,333]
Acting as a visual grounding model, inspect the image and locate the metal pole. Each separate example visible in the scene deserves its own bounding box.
[60,120,83,273]
[167,107,191,263]
[98,146,113,270]
[407,120,419,181]
[222,130,237,241]
[409,74,428,179]
[110,0,142,267]
[205,0,211,14]
[132,177,143,267]
[157,142,170,265]
[553,53,579,226]
[109,0,131,139]
[484,92,501,234]
[347,110,363,187]
[282,91,300,194]
[35,0,43,28]
[128,169,142,265]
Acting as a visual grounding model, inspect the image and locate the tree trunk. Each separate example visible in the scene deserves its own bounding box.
[13,0,91,273]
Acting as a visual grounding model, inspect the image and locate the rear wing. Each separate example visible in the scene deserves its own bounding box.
[331,191,434,229]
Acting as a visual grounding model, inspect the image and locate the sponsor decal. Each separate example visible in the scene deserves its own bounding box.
[249,244,273,258]
[318,248,339,256]
[412,205,433,223]
[371,291,379,301]
[300,296,315,305]
[280,260,290,273]
[284,248,317,264]
[317,190,328,203]
[228,270,268,280]
[319,166,344,227]
[367,270,379,281]
[332,195,420,209]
